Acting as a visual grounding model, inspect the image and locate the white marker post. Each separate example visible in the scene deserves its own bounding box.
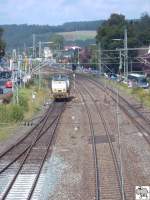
[32,91,36,102]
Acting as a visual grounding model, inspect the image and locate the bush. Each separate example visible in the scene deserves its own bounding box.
[25,79,34,88]
[10,105,24,122]
[0,105,7,122]
[0,104,24,122]
[19,94,29,111]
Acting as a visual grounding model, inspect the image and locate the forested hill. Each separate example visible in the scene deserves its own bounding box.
[61,20,104,31]
[0,20,104,50]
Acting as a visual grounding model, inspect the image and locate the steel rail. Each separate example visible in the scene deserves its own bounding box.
[76,84,100,200]
[80,74,150,125]
[106,83,150,124]
[1,102,66,199]
[0,101,55,159]
[0,102,56,173]
[82,76,150,145]
[79,80,126,200]
[27,103,65,200]
[0,114,59,174]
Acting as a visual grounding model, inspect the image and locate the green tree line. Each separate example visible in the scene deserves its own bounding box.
[0,27,5,58]
[95,13,150,72]
[0,20,103,50]
[96,13,150,50]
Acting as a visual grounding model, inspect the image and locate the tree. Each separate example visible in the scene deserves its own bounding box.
[79,47,91,67]
[49,34,64,50]
[137,13,150,46]
[95,13,150,72]
[96,13,126,49]
[107,13,126,26]
[96,12,150,50]
[0,27,5,58]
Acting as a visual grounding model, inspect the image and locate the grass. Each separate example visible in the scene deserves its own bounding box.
[80,72,150,108]
[103,78,150,107]
[21,86,50,120]
[0,124,17,140]
[0,80,51,141]
[57,31,96,41]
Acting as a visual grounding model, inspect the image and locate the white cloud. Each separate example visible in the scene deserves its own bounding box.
[0,0,149,24]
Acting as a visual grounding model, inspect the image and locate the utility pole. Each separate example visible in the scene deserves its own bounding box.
[97,42,102,75]
[116,88,125,200]
[33,34,36,58]
[24,43,26,56]
[17,57,21,88]
[77,48,79,66]
[12,70,16,104]
[130,60,133,72]
[73,73,75,90]
[119,50,122,74]
[12,49,17,62]
[39,41,42,58]
[38,67,41,90]
[124,28,128,78]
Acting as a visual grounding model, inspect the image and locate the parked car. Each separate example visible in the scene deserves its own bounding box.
[127,73,149,89]
[109,73,117,80]
[0,70,13,103]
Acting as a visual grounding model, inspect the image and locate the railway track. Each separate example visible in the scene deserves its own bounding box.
[0,101,66,200]
[77,80,126,200]
[0,101,56,159]
[79,75,150,146]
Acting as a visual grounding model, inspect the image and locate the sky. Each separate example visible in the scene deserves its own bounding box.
[0,0,150,25]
